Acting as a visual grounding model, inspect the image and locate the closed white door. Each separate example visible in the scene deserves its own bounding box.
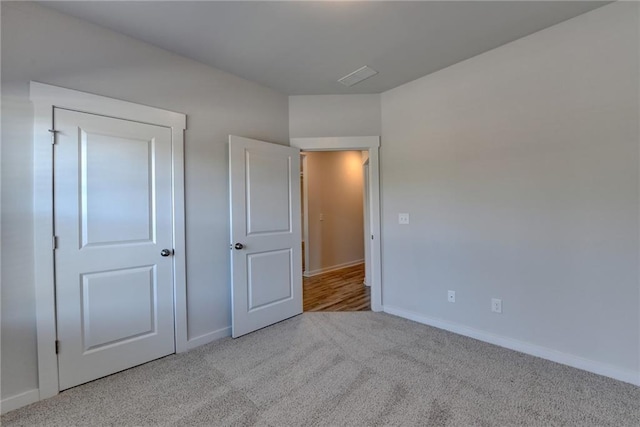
[229,135,302,338]
[54,108,175,390]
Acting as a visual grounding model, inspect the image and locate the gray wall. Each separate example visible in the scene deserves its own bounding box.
[1,2,289,399]
[289,95,381,138]
[2,0,638,403]
[381,2,639,375]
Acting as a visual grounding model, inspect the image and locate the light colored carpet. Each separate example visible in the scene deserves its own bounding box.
[3,312,639,426]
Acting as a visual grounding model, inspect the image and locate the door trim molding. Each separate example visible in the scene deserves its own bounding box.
[30,81,188,400]
[290,136,383,311]
[300,154,310,276]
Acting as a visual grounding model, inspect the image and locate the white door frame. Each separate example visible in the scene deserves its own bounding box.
[30,82,188,399]
[363,159,372,287]
[290,137,382,311]
[300,154,310,275]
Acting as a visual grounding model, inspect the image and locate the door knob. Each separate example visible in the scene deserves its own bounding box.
[160,249,173,257]
[234,243,244,250]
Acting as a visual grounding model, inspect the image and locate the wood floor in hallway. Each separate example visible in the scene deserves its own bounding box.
[303,263,370,311]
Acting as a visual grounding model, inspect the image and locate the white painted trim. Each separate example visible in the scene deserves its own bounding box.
[301,154,310,274]
[171,126,188,355]
[32,88,58,400]
[186,327,231,350]
[367,148,382,311]
[384,305,640,386]
[30,82,188,402]
[291,136,379,151]
[290,136,383,312]
[362,161,372,289]
[303,260,364,278]
[29,82,185,129]
[1,389,40,415]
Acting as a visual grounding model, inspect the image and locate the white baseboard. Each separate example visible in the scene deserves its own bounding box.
[384,305,640,386]
[186,326,231,350]
[303,259,364,278]
[0,328,231,414]
[1,389,39,415]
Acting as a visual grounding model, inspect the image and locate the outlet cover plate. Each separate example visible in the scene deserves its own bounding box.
[399,213,410,225]
[448,290,456,303]
[491,298,502,313]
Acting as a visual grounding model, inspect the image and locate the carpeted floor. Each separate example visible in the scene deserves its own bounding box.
[3,312,639,426]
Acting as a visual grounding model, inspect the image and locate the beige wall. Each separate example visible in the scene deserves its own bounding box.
[381,2,639,377]
[304,151,364,275]
[1,2,289,400]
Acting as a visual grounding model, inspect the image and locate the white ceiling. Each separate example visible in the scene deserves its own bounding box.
[41,1,609,95]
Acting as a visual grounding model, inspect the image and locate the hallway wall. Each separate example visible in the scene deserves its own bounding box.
[304,151,365,275]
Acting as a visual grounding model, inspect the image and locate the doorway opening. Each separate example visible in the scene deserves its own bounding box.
[290,136,382,312]
[300,151,370,311]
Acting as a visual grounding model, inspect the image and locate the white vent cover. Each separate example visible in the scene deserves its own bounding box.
[338,66,378,87]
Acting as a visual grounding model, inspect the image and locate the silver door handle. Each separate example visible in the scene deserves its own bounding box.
[160,249,173,257]
[234,243,244,250]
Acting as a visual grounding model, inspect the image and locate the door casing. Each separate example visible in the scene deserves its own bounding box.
[31,82,187,400]
[290,137,383,311]
[363,160,372,287]
[301,154,310,275]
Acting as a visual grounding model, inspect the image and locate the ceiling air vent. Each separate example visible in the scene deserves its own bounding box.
[338,66,378,87]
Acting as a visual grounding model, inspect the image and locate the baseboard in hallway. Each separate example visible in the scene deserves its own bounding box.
[303,263,370,312]
[303,259,364,277]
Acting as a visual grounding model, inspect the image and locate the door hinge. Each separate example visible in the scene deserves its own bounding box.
[55,340,60,354]
[48,129,59,145]
[371,235,374,240]
[53,235,58,250]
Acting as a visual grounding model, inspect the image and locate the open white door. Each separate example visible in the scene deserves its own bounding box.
[229,136,302,338]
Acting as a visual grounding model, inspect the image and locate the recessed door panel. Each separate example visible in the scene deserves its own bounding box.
[81,131,154,248]
[248,249,292,311]
[82,266,156,351]
[246,151,291,235]
[55,108,175,390]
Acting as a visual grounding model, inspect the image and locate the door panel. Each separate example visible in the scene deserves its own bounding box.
[246,151,292,234]
[229,136,302,338]
[248,249,293,311]
[81,266,156,351]
[80,131,154,246]
[55,108,175,390]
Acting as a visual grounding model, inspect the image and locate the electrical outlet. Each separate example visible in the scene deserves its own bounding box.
[398,213,410,225]
[491,298,502,314]
[448,290,456,303]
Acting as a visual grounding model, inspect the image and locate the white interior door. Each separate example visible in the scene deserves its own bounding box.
[229,135,302,338]
[54,108,175,390]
